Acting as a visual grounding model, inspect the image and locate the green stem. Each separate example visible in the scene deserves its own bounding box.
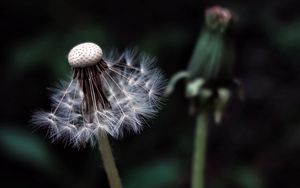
[165,71,190,96]
[192,112,208,188]
[98,133,123,188]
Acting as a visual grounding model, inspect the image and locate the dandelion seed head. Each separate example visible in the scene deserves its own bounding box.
[68,42,103,68]
[33,44,165,148]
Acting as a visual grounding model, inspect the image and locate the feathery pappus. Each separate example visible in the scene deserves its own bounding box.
[32,42,165,147]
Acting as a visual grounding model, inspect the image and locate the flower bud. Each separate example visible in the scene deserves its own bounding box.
[205,6,232,33]
[187,6,235,84]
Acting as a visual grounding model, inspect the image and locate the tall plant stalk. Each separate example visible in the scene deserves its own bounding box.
[98,133,123,188]
[192,112,208,188]
[164,6,235,188]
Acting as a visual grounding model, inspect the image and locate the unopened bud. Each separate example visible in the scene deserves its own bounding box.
[205,6,232,33]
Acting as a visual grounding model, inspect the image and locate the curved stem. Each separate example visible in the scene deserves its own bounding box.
[192,112,208,188]
[98,133,123,188]
[164,71,189,96]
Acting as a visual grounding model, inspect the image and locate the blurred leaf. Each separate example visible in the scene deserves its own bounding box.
[0,126,56,173]
[275,22,300,53]
[124,159,180,188]
[232,166,264,188]
[12,34,57,69]
[10,24,113,77]
[10,32,68,77]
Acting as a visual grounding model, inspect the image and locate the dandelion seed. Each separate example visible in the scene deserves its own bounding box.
[32,42,165,147]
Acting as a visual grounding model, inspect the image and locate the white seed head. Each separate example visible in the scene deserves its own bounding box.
[33,48,166,148]
[68,42,103,68]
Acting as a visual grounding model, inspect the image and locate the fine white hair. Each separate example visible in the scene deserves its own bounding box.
[32,49,165,147]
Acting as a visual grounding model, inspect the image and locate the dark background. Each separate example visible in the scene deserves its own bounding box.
[0,0,299,188]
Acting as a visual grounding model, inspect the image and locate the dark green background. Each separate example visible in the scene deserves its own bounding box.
[0,0,299,188]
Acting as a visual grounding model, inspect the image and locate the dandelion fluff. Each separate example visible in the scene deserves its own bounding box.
[32,42,165,147]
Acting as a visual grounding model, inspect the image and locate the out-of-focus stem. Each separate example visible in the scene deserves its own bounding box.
[192,112,208,188]
[165,71,190,96]
[98,133,123,188]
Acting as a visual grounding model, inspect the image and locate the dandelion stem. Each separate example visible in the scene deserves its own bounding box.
[98,133,123,188]
[165,71,189,96]
[192,112,208,188]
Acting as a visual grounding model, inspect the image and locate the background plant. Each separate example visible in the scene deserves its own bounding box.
[166,6,239,188]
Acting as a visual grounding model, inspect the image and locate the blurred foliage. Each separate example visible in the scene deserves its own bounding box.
[0,0,299,188]
[232,166,263,188]
[9,24,113,77]
[274,22,300,55]
[124,160,180,188]
[0,126,56,173]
